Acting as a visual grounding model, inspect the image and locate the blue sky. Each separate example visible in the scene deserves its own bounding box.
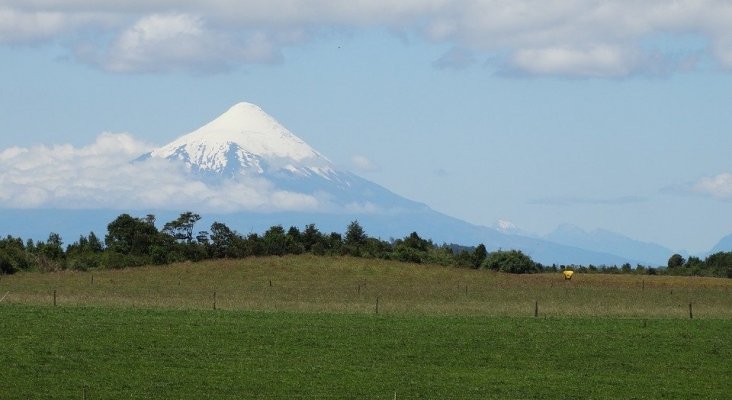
[2,1,732,252]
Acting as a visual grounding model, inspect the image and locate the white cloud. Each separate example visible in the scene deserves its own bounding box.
[81,13,282,73]
[4,1,732,76]
[345,201,381,214]
[508,45,639,78]
[0,133,320,212]
[691,173,732,199]
[350,155,379,172]
[0,7,74,43]
[270,191,319,210]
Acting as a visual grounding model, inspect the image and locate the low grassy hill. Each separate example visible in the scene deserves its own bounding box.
[1,255,731,317]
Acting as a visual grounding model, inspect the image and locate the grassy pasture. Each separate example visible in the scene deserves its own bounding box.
[1,255,731,318]
[2,256,731,398]
[2,306,731,399]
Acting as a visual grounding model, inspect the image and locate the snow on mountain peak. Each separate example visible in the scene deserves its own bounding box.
[491,219,535,237]
[148,102,334,178]
[496,219,516,231]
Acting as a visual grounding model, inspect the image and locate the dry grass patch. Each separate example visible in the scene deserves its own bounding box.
[1,255,730,318]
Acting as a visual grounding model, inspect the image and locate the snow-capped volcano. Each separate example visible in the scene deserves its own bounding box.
[141,102,423,210]
[145,102,336,179]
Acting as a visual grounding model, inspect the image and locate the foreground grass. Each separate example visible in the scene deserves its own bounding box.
[1,255,731,318]
[2,305,731,399]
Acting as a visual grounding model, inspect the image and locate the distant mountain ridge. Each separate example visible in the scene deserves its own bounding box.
[708,234,732,255]
[543,224,674,266]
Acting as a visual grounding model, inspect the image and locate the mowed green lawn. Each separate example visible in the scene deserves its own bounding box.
[1,256,732,398]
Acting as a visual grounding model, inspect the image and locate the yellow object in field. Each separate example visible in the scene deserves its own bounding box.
[563,270,574,280]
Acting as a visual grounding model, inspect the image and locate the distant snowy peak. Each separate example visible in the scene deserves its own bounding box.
[491,219,534,237]
[148,102,336,178]
[493,219,519,233]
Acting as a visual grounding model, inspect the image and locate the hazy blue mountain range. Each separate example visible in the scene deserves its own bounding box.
[0,102,702,266]
[708,234,732,255]
[543,224,675,266]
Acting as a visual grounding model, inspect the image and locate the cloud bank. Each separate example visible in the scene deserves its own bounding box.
[2,1,732,76]
[0,133,320,212]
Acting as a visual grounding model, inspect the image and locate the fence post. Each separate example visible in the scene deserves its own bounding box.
[689,302,693,319]
[376,297,379,314]
[534,300,538,317]
[53,289,56,307]
[213,291,217,310]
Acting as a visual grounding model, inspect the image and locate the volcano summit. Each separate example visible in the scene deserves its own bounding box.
[140,102,424,212]
[145,102,337,180]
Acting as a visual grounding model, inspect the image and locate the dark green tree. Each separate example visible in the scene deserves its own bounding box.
[65,232,104,270]
[301,224,324,252]
[452,250,475,268]
[0,250,17,274]
[163,212,202,243]
[402,232,431,251]
[285,226,305,254]
[667,253,685,269]
[621,263,632,273]
[481,250,540,274]
[685,256,703,268]
[345,220,367,247]
[362,237,392,259]
[41,233,64,261]
[244,233,264,256]
[87,232,104,253]
[703,252,732,278]
[343,220,367,256]
[0,236,27,274]
[210,222,238,258]
[391,232,430,263]
[263,225,288,256]
[328,232,343,253]
[473,244,488,268]
[105,214,161,257]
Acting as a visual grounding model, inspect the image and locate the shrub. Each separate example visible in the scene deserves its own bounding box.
[0,251,18,274]
[481,250,540,274]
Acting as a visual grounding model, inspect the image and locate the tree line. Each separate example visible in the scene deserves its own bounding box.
[0,211,730,278]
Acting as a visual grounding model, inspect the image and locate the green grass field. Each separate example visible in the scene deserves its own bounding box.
[2,256,732,398]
